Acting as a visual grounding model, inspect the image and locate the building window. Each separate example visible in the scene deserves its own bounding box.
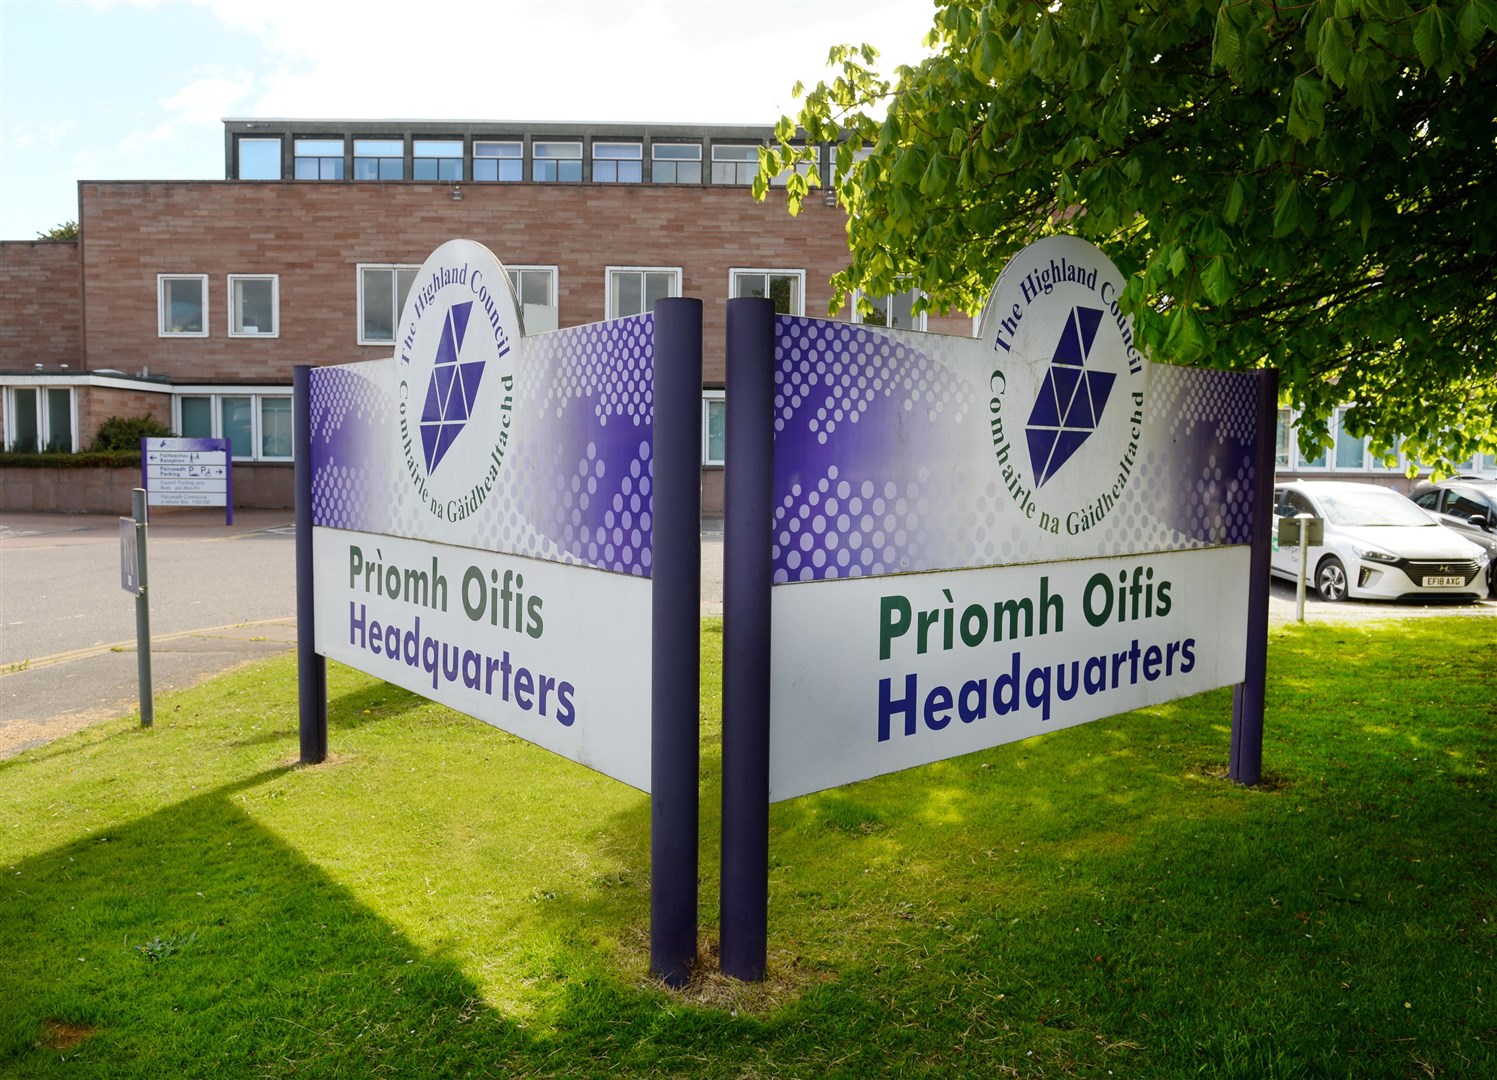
[711,144,760,185]
[1275,408,1292,469]
[473,141,522,182]
[731,269,805,315]
[358,264,419,344]
[177,393,292,460]
[507,266,559,332]
[237,137,282,180]
[703,391,725,466]
[414,139,463,181]
[652,143,702,184]
[354,139,404,181]
[1332,406,1367,470]
[607,267,680,319]
[5,386,75,452]
[852,287,926,331]
[294,138,344,180]
[771,144,818,187]
[593,142,642,183]
[533,141,582,182]
[228,275,279,337]
[159,274,208,336]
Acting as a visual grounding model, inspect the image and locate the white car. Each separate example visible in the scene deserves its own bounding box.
[1271,481,1489,602]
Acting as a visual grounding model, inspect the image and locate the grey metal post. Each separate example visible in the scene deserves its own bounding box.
[294,365,327,764]
[649,298,703,988]
[719,297,775,981]
[132,488,154,729]
[1230,368,1278,785]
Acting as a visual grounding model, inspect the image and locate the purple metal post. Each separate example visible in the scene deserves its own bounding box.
[719,297,775,981]
[650,298,703,988]
[1230,368,1279,785]
[293,365,327,764]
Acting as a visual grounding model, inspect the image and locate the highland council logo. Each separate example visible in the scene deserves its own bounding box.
[394,240,519,524]
[980,235,1147,538]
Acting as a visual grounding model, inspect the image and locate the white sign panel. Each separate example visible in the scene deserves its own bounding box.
[144,438,231,509]
[314,529,652,790]
[770,547,1248,800]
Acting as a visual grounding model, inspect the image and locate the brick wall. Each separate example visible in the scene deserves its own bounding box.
[76,386,173,447]
[77,180,974,387]
[0,240,82,369]
[0,461,292,514]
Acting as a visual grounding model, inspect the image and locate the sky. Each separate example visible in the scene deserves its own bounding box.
[0,0,937,240]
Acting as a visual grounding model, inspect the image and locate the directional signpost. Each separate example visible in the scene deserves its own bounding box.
[141,437,233,523]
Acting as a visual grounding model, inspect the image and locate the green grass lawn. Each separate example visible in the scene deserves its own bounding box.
[1,617,1492,1077]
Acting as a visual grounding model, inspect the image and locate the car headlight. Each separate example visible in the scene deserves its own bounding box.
[1354,547,1399,564]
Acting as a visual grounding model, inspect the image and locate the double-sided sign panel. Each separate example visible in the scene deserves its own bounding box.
[306,240,656,791]
[766,236,1264,800]
[143,437,232,521]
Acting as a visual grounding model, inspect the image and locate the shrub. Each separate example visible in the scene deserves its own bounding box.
[91,415,175,452]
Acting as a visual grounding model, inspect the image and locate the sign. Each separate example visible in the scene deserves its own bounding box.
[1276,515,1324,547]
[305,239,660,790]
[119,516,139,595]
[764,236,1265,800]
[142,437,233,523]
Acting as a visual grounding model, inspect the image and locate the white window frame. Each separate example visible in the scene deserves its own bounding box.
[473,140,522,182]
[3,384,77,453]
[158,274,209,337]
[174,390,293,461]
[293,138,344,180]
[237,136,282,180]
[353,138,405,181]
[702,390,725,466]
[413,139,464,182]
[851,286,927,331]
[227,274,280,338]
[711,144,761,185]
[605,266,681,319]
[507,265,559,332]
[592,141,642,183]
[651,142,702,184]
[729,268,806,316]
[357,263,420,346]
[533,141,583,183]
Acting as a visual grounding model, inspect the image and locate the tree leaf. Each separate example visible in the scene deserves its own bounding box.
[1273,181,1302,238]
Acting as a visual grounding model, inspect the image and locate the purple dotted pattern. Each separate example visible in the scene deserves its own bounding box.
[1143,364,1261,546]
[767,317,1267,583]
[771,317,976,582]
[307,317,654,577]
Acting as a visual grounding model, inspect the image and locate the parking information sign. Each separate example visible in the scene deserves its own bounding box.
[142,437,233,523]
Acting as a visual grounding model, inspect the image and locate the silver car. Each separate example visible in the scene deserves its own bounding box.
[1271,481,1488,602]
[1409,478,1497,596]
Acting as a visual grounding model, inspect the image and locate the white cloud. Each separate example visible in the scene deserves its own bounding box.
[193,0,935,124]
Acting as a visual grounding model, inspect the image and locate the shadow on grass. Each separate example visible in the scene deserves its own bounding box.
[0,768,542,1077]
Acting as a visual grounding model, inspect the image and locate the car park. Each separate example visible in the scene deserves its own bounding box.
[1270,480,1489,602]
[1408,477,1497,596]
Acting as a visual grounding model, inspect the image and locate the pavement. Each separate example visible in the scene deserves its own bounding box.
[1,508,1489,759]
[0,509,723,759]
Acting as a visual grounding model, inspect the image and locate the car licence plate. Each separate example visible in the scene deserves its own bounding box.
[1423,575,1464,587]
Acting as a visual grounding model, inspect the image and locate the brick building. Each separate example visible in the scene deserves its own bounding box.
[0,119,972,513]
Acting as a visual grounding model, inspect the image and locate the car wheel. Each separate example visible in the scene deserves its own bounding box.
[1316,556,1349,602]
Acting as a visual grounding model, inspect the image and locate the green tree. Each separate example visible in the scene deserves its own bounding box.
[759,0,1497,467]
[37,220,78,240]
